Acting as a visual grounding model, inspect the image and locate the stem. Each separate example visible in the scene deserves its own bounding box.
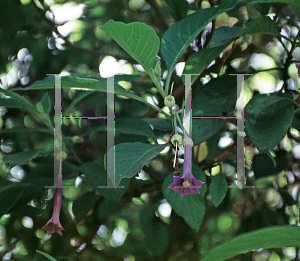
[175,110,185,133]
[165,71,172,96]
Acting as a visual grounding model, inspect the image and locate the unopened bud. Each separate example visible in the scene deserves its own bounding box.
[164,95,175,107]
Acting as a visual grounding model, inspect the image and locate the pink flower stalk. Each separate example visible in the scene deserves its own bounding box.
[296,63,300,78]
[168,144,205,197]
[42,174,64,236]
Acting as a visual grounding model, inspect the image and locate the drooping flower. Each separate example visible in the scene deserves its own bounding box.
[296,63,300,78]
[42,174,64,236]
[168,142,205,197]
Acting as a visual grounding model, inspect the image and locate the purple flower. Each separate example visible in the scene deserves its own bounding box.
[168,144,205,197]
[42,174,64,236]
[296,63,300,78]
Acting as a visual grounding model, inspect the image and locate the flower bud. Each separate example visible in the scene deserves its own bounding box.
[171,134,183,146]
[164,95,175,107]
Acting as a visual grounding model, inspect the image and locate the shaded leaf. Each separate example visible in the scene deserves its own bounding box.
[165,0,189,20]
[72,191,100,222]
[3,150,47,166]
[192,119,225,146]
[183,45,228,84]
[80,163,130,204]
[109,142,168,185]
[245,92,294,152]
[40,92,51,115]
[140,206,169,256]
[207,27,241,48]
[248,0,300,16]
[116,117,155,137]
[192,74,237,117]
[209,172,228,207]
[239,16,280,36]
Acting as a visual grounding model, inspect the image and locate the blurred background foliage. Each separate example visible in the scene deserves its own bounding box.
[1,0,300,260]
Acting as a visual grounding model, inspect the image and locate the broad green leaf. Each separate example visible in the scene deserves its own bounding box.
[201,226,300,261]
[100,20,160,76]
[209,172,228,207]
[80,163,130,204]
[108,142,167,186]
[183,45,227,84]
[192,119,225,145]
[192,74,237,117]
[165,0,189,20]
[3,150,47,166]
[245,92,294,153]
[13,74,169,117]
[34,250,57,261]
[248,0,300,16]
[161,0,238,72]
[140,206,169,256]
[162,165,206,231]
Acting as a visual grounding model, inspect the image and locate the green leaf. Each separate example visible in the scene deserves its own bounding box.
[201,226,300,261]
[162,165,206,231]
[0,184,30,218]
[40,92,51,115]
[116,117,155,137]
[100,20,160,76]
[245,92,294,153]
[3,150,47,166]
[97,198,120,219]
[63,74,142,115]
[34,250,57,261]
[72,191,100,222]
[192,74,237,116]
[14,74,169,117]
[238,16,280,36]
[142,118,173,131]
[165,0,189,20]
[183,45,228,84]
[192,119,225,145]
[207,27,241,48]
[248,0,300,16]
[109,142,167,186]
[80,163,130,204]
[161,0,238,72]
[140,206,169,256]
[209,172,228,207]
[0,88,45,120]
